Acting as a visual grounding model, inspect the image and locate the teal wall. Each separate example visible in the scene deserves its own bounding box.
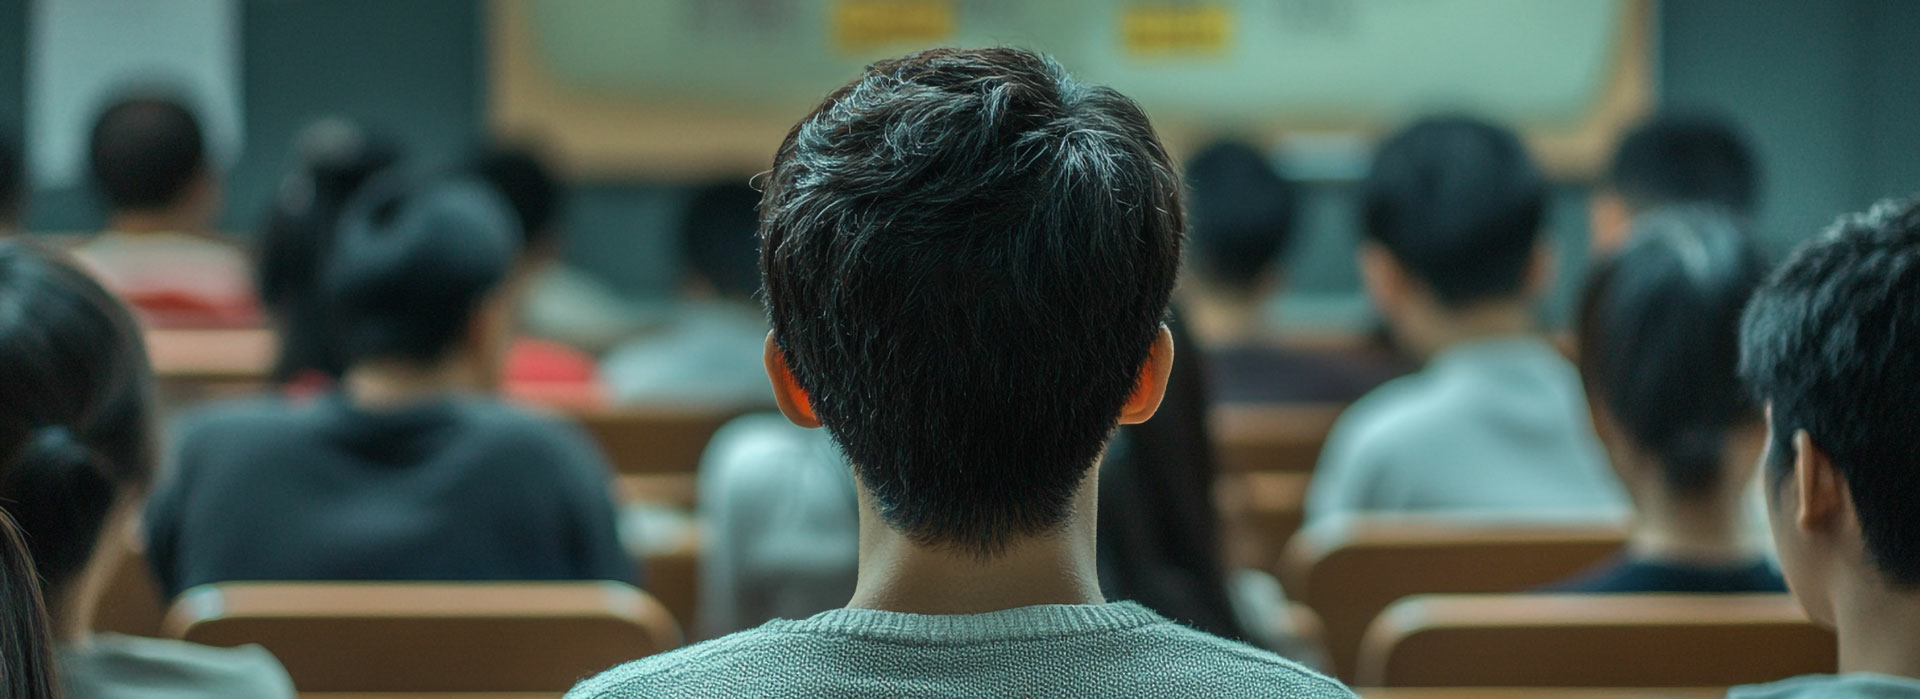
[3,0,1918,306]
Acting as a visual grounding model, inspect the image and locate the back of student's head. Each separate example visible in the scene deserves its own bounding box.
[323,178,519,367]
[88,97,207,213]
[258,120,402,382]
[0,136,21,229]
[0,241,154,600]
[1579,206,1767,497]
[680,180,762,301]
[1184,140,1297,295]
[1741,197,1920,587]
[1607,113,1759,217]
[469,147,561,255]
[1362,115,1546,308]
[761,47,1182,555]
[0,510,57,699]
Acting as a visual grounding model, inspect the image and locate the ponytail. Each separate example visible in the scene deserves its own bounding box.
[1,426,118,595]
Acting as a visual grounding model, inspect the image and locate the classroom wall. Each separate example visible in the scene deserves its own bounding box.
[3,0,1918,311]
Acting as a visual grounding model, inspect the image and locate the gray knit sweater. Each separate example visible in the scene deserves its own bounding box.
[569,601,1353,697]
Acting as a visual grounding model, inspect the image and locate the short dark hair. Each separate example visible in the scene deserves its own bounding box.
[88,97,208,211]
[1580,206,1766,497]
[258,120,403,382]
[680,180,763,300]
[0,241,155,596]
[761,47,1182,555]
[323,178,518,366]
[1361,116,1546,308]
[1184,140,1298,293]
[469,147,559,251]
[1606,113,1760,216]
[0,136,21,226]
[1740,197,1920,587]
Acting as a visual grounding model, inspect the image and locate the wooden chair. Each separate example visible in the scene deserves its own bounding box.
[1356,594,1835,687]
[640,531,702,634]
[574,408,748,475]
[1211,404,1343,474]
[91,523,166,638]
[1218,471,1310,571]
[1280,516,1628,680]
[165,581,680,692]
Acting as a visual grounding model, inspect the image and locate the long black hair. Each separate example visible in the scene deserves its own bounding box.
[0,510,57,698]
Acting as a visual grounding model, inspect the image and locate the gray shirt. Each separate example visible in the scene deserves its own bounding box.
[602,303,774,407]
[1731,673,1920,698]
[1306,336,1627,524]
[569,602,1355,698]
[58,634,295,699]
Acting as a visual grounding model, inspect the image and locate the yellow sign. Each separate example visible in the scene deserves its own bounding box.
[1122,4,1232,56]
[833,0,956,51]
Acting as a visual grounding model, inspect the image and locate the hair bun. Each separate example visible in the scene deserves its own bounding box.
[16,426,109,482]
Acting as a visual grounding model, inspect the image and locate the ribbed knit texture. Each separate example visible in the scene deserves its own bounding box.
[569,601,1354,698]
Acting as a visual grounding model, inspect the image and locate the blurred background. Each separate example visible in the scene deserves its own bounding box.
[2,0,1918,331]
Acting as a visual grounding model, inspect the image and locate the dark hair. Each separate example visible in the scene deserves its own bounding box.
[1579,206,1766,496]
[680,181,763,300]
[1606,113,1760,216]
[0,241,154,598]
[87,97,207,212]
[322,178,518,366]
[0,136,20,226]
[1741,197,1920,587]
[1184,140,1298,294]
[0,510,57,699]
[760,47,1183,555]
[258,120,403,383]
[1361,116,1546,308]
[1098,308,1244,640]
[469,147,558,252]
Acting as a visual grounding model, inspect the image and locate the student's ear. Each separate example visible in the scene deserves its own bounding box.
[1118,326,1175,426]
[764,332,821,428]
[1524,241,1557,298]
[1589,190,1632,254]
[1791,429,1848,534]
[1358,243,1408,314]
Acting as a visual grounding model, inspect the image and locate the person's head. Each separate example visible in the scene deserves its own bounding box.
[1358,115,1551,353]
[257,119,403,384]
[760,47,1182,556]
[0,240,155,615]
[0,136,21,230]
[87,97,218,228]
[1183,140,1298,300]
[0,510,57,698]
[1579,206,1768,513]
[1740,197,1920,627]
[322,177,520,382]
[469,146,562,265]
[679,180,763,302]
[1593,113,1759,253]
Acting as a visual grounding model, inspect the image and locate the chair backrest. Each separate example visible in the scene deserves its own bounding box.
[1211,404,1343,473]
[165,581,681,692]
[1357,593,1835,687]
[1218,471,1310,571]
[1280,516,1627,680]
[574,408,746,475]
[91,522,165,638]
[145,328,277,382]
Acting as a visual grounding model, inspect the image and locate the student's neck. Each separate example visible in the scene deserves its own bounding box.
[107,208,203,235]
[1185,287,1269,347]
[1408,299,1535,357]
[1833,575,1920,679]
[846,482,1105,615]
[343,356,485,408]
[1625,485,1755,566]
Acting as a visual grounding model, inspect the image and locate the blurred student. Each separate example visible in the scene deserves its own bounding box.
[1181,140,1397,404]
[1306,116,1625,524]
[468,147,608,407]
[256,119,402,390]
[1731,199,1920,697]
[72,96,259,326]
[603,181,774,407]
[146,178,632,598]
[0,512,58,699]
[0,241,293,698]
[1549,207,1781,593]
[570,47,1351,698]
[1590,113,1760,253]
[1,136,21,233]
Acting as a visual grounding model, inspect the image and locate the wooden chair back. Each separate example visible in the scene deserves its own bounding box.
[574,408,746,475]
[165,581,680,692]
[1211,404,1343,473]
[1280,516,1627,680]
[1357,593,1834,687]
